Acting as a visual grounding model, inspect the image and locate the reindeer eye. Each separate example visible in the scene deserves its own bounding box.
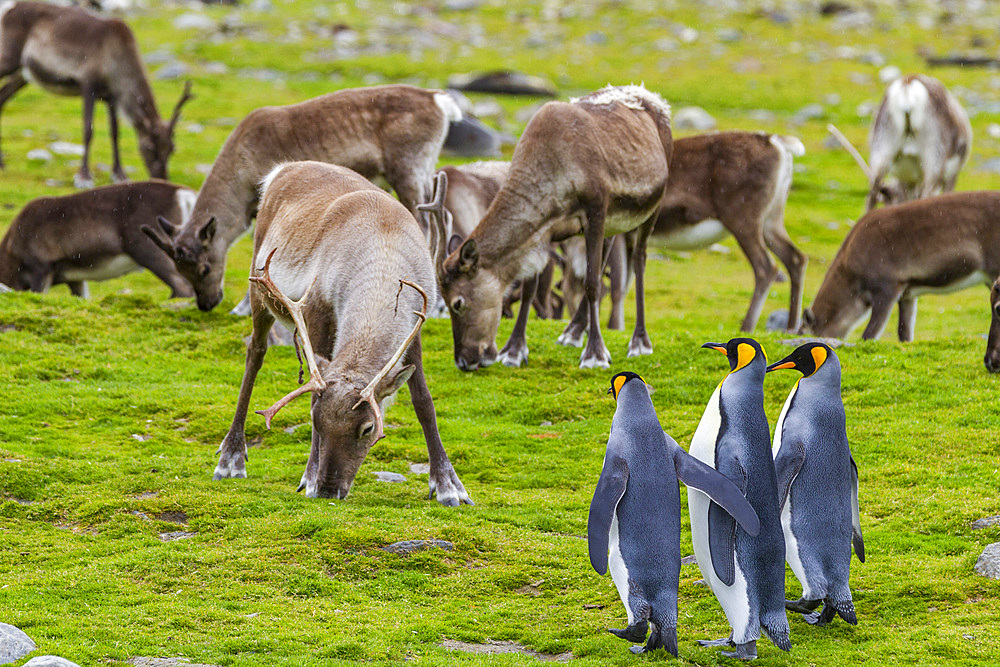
[199,265,210,277]
[994,302,1000,318]
[450,297,465,314]
[358,422,375,440]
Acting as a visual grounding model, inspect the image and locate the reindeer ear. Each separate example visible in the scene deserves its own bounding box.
[447,233,464,256]
[382,364,415,398]
[198,216,217,243]
[802,308,816,329]
[458,239,478,273]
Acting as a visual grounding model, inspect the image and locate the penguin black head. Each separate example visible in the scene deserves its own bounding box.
[608,371,645,400]
[701,338,767,373]
[766,341,833,377]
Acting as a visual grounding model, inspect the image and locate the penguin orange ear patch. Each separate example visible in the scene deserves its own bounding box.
[735,342,756,371]
[810,345,828,372]
[613,374,628,399]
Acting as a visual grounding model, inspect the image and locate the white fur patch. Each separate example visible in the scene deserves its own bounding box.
[174,188,197,225]
[658,219,728,250]
[258,163,291,199]
[907,270,992,297]
[434,92,463,123]
[571,84,671,120]
[771,134,805,158]
[62,254,141,281]
[0,1,14,22]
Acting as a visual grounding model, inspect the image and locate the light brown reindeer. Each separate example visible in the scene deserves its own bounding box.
[143,84,462,312]
[438,85,672,370]
[0,1,193,187]
[214,160,471,505]
[0,179,194,296]
[804,192,1000,360]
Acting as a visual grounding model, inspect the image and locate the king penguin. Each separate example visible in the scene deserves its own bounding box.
[767,342,865,626]
[588,371,760,656]
[688,338,791,660]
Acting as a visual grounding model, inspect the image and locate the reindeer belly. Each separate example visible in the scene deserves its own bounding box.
[657,219,729,250]
[61,254,141,282]
[907,270,991,297]
[22,56,84,96]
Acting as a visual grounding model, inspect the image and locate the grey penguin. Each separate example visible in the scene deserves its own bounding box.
[588,371,761,656]
[687,338,791,660]
[767,342,865,626]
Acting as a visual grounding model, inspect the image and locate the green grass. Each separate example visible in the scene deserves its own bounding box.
[1,1,1000,665]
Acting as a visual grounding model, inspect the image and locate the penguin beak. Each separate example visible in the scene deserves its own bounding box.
[766,359,797,372]
[701,342,727,355]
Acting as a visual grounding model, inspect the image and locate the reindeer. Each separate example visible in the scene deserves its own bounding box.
[0,1,193,187]
[987,279,1000,372]
[213,161,471,505]
[436,84,672,370]
[142,84,462,312]
[0,179,194,296]
[831,74,971,212]
[803,192,1000,358]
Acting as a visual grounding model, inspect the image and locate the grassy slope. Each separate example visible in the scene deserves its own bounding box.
[1,0,999,665]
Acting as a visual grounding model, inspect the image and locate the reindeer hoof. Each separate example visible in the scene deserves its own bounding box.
[579,345,612,369]
[627,338,653,357]
[556,330,584,347]
[498,345,528,367]
[213,449,247,479]
[429,466,474,507]
[73,173,95,189]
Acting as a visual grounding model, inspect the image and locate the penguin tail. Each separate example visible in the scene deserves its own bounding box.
[761,613,792,652]
[829,595,858,625]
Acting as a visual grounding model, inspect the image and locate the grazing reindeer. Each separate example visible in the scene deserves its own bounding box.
[0,1,194,187]
[862,74,971,211]
[986,279,1000,372]
[803,192,1000,354]
[0,180,194,296]
[438,85,672,371]
[143,84,462,312]
[214,161,471,505]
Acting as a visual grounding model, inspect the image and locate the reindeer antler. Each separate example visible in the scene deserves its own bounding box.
[417,172,450,280]
[352,280,429,442]
[827,123,873,179]
[168,80,195,133]
[250,248,327,428]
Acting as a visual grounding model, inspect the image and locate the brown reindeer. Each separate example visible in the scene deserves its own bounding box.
[214,160,471,505]
[804,192,1000,353]
[0,1,193,187]
[438,85,672,371]
[143,84,462,312]
[0,179,194,296]
[986,279,1000,372]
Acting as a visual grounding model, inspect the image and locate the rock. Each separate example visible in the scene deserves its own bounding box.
[48,141,85,157]
[409,462,430,474]
[382,539,454,554]
[583,30,607,45]
[283,423,308,435]
[443,116,502,157]
[155,511,188,525]
[440,639,571,662]
[155,62,190,80]
[676,26,698,44]
[158,531,196,541]
[680,554,697,566]
[248,0,273,11]
[856,101,875,118]
[173,13,215,31]
[832,10,872,30]
[792,103,826,124]
[974,543,1000,578]
[448,71,556,97]
[766,310,790,332]
[203,62,229,75]
[879,65,902,84]
[978,157,1000,174]
[143,49,176,66]
[373,471,407,483]
[23,658,82,667]
[514,101,546,124]
[444,0,482,10]
[0,623,36,663]
[672,106,716,131]
[26,148,53,162]
[128,659,222,667]
[972,515,1000,529]
[988,124,1000,139]
[716,28,742,42]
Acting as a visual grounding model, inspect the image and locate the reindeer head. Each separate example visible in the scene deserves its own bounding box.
[440,236,504,371]
[140,81,194,180]
[142,213,225,311]
[985,279,1000,373]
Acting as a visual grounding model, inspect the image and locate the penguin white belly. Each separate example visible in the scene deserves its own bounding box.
[771,383,811,598]
[689,384,722,464]
[607,513,633,624]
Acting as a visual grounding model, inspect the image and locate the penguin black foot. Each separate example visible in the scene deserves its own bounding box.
[802,602,837,627]
[696,636,734,648]
[719,640,757,661]
[644,623,678,657]
[785,597,821,614]
[609,620,648,643]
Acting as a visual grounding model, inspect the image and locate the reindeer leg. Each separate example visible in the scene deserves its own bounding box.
[498,273,537,367]
[75,83,96,189]
[861,287,901,340]
[730,216,779,332]
[406,335,472,507]
[107,100,127,183]
[0,72,27,169]
[579,206,612,369]
[533,256,555,319]
[763,211,807,332]
[607,234,628,331]
[67,281,89,298]
[897,294,917,342]
[627,220,654,357]
[214,304,275,480]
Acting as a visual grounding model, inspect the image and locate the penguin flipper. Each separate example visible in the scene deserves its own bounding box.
[672,440,760,536]
[708,500,737,586]
[850,455,865,563]
[587,453,630,575]
[773,438,806,513]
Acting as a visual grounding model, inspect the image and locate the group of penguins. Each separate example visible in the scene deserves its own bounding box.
[588,339,865,660]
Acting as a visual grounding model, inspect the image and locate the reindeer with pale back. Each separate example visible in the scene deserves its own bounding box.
[0,1,193,187]
[142,84,462,312]
[437,85,672,371]
[214,161,471,505]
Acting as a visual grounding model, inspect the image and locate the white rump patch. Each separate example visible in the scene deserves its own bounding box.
[771,134,805,158]
[258,163,291,199]
[434,92,463,123]
[0,1,14,21]
[886,77,930,135]
[174,188,197,225]
[571,84,671,120]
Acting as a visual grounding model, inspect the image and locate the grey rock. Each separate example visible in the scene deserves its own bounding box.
[766,310,790,332]
[283,423,309,435]
[26,148,53,162]
[833,10,872,30]
[974,543,1000,578]
[0,623,36,663]
[143,49,176,66]
[676,26,698,44]
[979,157,1000,174]
[203,62,229,75]
[680,554,697,566]
[793,103,826,124]
[583,31,607,45]
[443,116,502,157]
[173,13,215,31]
[716,28,742,42]
[856,101,875,118]
[859,51,886,67]
[23,658,81,667]
[48,141,85,157]
[409,462,430,474]
[972,515,1000,529]
[672,106,716,131]
[879,65,902,84]
[373,471,407,483]
[155,62,190,81]
[747,109,777,122]
[248,0,273,11]
[128,659,222,667]
[155,511,188,525]
[444,0,482,10]
[440,639,571,662]
[448,71,556,97]
[158,531,196,541]
[382,539,454,554]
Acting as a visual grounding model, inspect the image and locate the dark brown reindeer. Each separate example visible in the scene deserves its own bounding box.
[0,179,194,296]
[0,1,193,187]
[143,84,462,312]
[437,85,672,371]
[986,279,1000,372]
[804,192,1000,366]
[214,160,471,505]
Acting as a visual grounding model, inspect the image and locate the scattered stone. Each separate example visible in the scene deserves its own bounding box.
[373,471,407,483]
[676,26,698,44]
[583,30,607,45]
[441,639,571,662]
[156,511,188,525]
[248,0,272,11]
[26,148,53,162]
[0,623,36,664]
[173,13,215,31]
[409,462,430,474]
[832,10,872,30]
[672,106,716,131]
[978,157,1000,174]
[974,543,1000,578]
[716,28,742,42]
[444,0,482,9]
[158,531,196,542]
[680,554,697,566]
[23,657,82,667]
[203,62,229,75]
[514,101,546,125]
[972,515,1000,529]
[48,141,85,156]
[747,109,777,122]
[879,65,902,84]
[131,434,150,442]
[184,123,205,134]
[128,659,222,667]
[583,603,604,609]
[443,116,502,157]
[135,491,158,499]
[143,49,176,66]
[820,2,855,17]
[780,337,851,348]
[540,421,552,427]
[381,539,454,554]
[693,578,708,587]
[448,71,556,97]
[155,62,190,81]
[792,103,826,124]
[283,423,308,435]
[766,310,790,332]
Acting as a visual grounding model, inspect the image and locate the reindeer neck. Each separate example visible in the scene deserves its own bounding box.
[116,67,163,136]
[187,158,262,246]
